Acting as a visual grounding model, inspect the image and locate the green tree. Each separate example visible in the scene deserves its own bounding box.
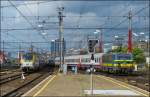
[132,48,145,64]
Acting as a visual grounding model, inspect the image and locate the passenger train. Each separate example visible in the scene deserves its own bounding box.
[20,52,48,72]
[55,53,136,73]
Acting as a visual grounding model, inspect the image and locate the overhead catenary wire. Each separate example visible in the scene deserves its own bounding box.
[1,1,149,52]
[107,6,149,31]
[98,2,132,28]
[1,27,148,30]
[8,0,49,42]
[1,15,149,19]
[2,3,149,8]
[1,1,51,8]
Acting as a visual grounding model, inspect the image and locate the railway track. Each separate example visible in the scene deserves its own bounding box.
[0,73,27,85]
[0,66,57,97]
[78,70,149,91]
[1,74,43,97]
[94,71,149,92]
[0,68,21,76]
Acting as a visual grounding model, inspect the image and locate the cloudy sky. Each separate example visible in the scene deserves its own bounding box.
[1,0,149,56]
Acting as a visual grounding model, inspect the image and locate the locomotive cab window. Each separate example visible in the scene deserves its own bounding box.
[23,53,33,60]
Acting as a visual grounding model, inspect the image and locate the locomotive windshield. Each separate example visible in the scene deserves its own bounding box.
[23,53,33,60]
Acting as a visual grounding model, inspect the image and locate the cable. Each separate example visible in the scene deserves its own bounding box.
[1,27,148,30]
[108,6,149,30]
[1,15,149,19]
[23,2,35,16]
[1,1,51,8]
[2,2,148,9]
[8,0,49,42]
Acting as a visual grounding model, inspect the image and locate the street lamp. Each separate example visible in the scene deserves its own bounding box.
[139,32,145,42]
[96,29,100,33]
[41,32,47,35]
[114,35,118,38]
[133,32,138,37]
[140,32,145,35]
[38,24,43,28]
[94,29,100,39]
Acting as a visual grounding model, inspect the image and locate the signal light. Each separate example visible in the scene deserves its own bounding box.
[88,39,98,53]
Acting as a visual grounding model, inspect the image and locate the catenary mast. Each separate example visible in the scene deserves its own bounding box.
[128,9,132,53]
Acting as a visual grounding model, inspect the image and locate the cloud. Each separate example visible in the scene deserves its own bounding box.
[64,12,104,27]
[1,1,149,51]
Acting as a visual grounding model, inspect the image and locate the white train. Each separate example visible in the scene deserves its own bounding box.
[55,53,136,73]
[55,53,103,69]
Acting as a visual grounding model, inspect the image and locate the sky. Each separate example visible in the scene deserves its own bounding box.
[1,0,149,57]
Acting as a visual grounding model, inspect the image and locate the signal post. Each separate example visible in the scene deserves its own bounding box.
[88,39,99,95]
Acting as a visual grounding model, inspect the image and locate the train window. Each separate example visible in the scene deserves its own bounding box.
[84,58,86,62]
[86,58,88,62]
[95,58,96,62]
[83,58,85,62]
[68,59,70,62]
[82,59,83,62]
[75,59,77,62]
[77,59,79,62]
[77,59,80,62]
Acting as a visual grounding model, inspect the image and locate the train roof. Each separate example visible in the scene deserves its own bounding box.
[55,53,104,60]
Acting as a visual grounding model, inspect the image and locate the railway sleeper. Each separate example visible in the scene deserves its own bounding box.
[0,74,23,85]
[1,74,43,97]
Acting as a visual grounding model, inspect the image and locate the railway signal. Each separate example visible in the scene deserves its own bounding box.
[88,39,99,53]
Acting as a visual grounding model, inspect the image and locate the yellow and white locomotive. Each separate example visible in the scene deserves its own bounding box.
[20,52,39,72]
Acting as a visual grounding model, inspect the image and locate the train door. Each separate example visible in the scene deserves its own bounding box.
[67,64,77,74]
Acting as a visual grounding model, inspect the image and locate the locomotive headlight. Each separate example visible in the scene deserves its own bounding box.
[23,62,33,66]
[28,62,33,66]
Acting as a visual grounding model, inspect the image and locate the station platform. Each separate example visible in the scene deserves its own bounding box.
[22,73,149,97]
